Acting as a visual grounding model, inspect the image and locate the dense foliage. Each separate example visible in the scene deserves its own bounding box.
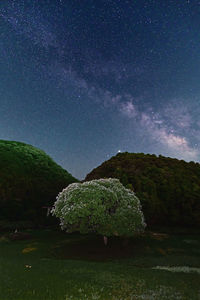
[0,140,78,224]
[51,178,146,237]
[85,153,200,227]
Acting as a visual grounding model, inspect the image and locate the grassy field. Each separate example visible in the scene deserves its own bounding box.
[0,228,199,300]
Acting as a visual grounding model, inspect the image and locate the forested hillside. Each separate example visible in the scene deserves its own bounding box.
[85,152,200,227]
[0,140,78,225]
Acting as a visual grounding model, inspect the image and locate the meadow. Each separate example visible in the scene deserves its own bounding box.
[0,228,199,300]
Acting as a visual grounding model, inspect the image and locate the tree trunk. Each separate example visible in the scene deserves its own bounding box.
[122,237,129,248]
[103,236,108,246]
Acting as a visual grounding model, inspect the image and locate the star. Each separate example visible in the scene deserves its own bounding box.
[1,0,199,180]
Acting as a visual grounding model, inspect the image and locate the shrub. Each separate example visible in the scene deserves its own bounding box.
[51,178,146,242]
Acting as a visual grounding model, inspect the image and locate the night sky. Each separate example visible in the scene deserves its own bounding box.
[1,0,200,180]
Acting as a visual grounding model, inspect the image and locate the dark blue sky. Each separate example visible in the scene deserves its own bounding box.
[1,0,200,179]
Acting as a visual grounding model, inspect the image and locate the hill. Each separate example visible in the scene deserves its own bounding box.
[85,152,200,227]
[0,140,78,225]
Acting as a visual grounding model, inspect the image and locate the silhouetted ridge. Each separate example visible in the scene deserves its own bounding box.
[0,140,78,224]
[85,152,200,227]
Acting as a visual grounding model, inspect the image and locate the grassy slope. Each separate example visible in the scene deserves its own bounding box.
[0,140,78,222]
[0,229,199,300]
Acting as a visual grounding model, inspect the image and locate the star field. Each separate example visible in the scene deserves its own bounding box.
[1,0,200,179]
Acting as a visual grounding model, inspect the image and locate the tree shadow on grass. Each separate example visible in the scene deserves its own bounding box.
[50,234,147,262]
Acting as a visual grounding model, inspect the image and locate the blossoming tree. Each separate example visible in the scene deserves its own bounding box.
[51,178,146,245]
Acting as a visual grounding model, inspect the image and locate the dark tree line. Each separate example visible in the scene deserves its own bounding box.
[85,152,200,228]
[1,140,199,229]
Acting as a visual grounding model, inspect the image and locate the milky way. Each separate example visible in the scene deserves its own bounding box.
[1,0,200,179]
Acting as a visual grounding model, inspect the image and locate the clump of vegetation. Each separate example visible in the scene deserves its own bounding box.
[85,152,200,227]
[51,178,146,244]
[0,140,78,225]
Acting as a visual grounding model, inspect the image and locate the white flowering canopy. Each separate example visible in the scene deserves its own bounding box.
[51,178,146,237]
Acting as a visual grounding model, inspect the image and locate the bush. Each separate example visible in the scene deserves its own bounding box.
[51,178,146,239]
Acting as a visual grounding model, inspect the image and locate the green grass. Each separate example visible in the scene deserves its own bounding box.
[0,229,199,300]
